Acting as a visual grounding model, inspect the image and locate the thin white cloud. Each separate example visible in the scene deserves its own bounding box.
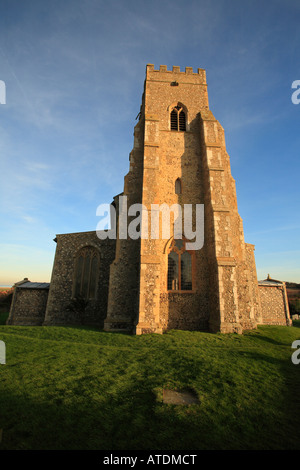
[21,215,37,224]
[248,224,300,237]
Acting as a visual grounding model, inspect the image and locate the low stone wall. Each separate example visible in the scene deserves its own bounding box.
[258,284,290,326]
[7,288,49,326]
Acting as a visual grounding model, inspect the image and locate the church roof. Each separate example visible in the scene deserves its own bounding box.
[14,280,50,289]
[258,274,284,286]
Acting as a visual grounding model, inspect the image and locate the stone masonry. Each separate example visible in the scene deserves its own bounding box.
[44,231,115,327]
[7,64,291,333]
[258,276,291,326]
[104,64,263,334]
[7,280,49,326]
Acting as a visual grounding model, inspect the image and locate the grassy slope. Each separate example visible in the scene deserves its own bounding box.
[0,312,9,325]
[0,323,300,450]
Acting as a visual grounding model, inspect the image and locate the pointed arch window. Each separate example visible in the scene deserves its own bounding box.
[167,238,193,291]
[170,105,186,131]
[73,246,99,300]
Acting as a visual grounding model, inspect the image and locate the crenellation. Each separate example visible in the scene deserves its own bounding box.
[159,65,167,72]
[147,63,206,79]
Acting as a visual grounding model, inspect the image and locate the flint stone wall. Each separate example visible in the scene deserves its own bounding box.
[44,231,116,327]
[258,284,290,326]
[7,287,49,326]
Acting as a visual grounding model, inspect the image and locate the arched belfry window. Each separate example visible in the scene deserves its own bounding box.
[175,178,182,194]
[167,238,193,291]
[73,246,99,300]
[170,105,186,131]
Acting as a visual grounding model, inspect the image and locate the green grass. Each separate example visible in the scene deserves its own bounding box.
[0,323,300,450]
[0,312,9,325]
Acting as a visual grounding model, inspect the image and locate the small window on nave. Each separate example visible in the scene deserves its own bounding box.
[73,246,99,300]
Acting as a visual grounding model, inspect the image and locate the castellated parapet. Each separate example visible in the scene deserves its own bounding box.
[146,64,207,77]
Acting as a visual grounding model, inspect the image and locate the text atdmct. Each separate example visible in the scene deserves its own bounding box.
[103,454,198,467]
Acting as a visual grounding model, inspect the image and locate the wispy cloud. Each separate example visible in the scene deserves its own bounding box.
[0,0,299,284]
[248,224,300,237]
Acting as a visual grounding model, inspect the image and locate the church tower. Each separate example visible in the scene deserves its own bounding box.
[104,64,262,334]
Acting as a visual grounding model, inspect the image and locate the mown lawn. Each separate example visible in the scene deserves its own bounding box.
[0,322,300,450]
[0,312,9,325]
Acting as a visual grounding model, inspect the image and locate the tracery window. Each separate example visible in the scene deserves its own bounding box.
[170,105,186,131]
[167,238,193,291]
[73,246,99,300]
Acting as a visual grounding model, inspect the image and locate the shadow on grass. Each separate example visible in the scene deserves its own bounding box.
[1,325,300,450]
[1,352,300,451]
[0,312,9,325]
[0,386,200,450]
[246,334,286,347]
[0,382,273,450]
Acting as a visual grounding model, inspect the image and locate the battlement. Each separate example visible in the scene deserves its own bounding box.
[147,64,205,74]
[146,64,206,84]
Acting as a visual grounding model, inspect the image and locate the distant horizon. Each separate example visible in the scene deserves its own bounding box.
[2,275,300,289]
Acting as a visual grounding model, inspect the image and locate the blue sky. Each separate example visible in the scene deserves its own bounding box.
[0,0,299,285]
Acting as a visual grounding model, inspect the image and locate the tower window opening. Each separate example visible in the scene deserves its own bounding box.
[170,105,186,131]
[175,178,182,194]
[170,109,178,130]
[179,110,186,131]
[167,238,193,292]
[167,251,179,290]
